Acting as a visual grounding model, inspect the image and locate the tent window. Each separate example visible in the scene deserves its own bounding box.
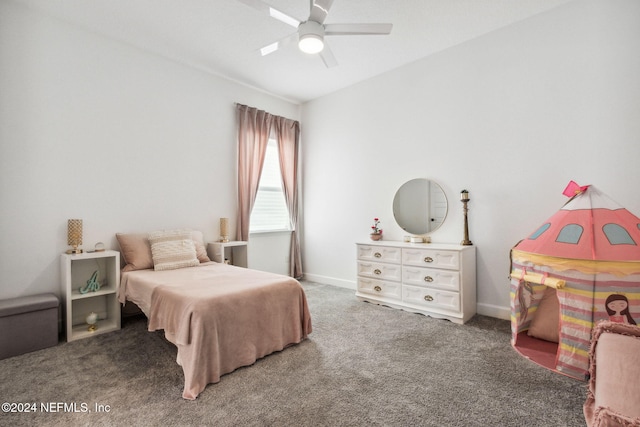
[556,224,583,244]
[603,223,636,245]
[529,223,551,240]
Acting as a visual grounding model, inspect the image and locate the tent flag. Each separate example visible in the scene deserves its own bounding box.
[562,180,590,198]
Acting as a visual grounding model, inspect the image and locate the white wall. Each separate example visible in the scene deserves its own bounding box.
[248,231,292,276]
[301,0,640,318]
[0,1,299,299]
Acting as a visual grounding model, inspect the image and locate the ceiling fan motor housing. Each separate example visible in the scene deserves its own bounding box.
[298,20,325,53]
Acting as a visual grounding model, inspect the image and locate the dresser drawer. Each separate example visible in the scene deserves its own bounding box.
[357,245,401,264]
[402,267,460,292]
[402,284,461,312]
[357,278,402,300]
[402,248,460,270]
[357,261,402,282]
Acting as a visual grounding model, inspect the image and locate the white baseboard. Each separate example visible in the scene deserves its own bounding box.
[302,273,356,290]
[302,273,511,321]
[477,302,511,320]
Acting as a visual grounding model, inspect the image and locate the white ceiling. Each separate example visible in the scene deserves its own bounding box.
[15,0,573,104]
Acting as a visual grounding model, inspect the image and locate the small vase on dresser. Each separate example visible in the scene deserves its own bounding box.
[356,241,476,324]
[370,233,382,241]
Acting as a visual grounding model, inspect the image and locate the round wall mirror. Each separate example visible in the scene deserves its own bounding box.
[392,179,448,234]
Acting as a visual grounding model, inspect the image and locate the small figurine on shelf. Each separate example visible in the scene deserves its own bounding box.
[86,312,98,332]
[79,270,101,294]
[370,218,383,241]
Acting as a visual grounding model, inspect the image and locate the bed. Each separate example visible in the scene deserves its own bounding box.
[116,231,312,400]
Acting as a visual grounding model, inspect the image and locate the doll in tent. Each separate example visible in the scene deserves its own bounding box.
[605,294,637,325]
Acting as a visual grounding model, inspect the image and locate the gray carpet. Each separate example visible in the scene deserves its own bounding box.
[0,281,586,426]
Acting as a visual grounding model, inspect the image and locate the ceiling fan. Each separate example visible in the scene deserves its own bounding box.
[237,0,393,67]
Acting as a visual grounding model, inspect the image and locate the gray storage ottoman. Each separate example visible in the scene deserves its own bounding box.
[0,293,59,359]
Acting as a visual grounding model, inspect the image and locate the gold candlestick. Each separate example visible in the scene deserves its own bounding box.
[460,190,472,246]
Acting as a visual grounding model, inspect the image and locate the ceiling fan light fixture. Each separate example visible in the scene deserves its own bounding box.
[299,34,324,54]
[298,21,325,54]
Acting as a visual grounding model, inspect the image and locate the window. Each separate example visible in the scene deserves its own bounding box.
[556,224,583,244]
[529,223,551,240]
[603,223,636,245]
[250,139,291,233]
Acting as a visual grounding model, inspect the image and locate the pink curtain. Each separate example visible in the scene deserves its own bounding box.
[236,104,303,278]
[236,104,273,241]
[273,116,302,278]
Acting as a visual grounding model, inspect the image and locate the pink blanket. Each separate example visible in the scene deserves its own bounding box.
[120,263,312,399]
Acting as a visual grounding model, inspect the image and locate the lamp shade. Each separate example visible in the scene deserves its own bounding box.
[67,219,83,246]
[67,219,84,254]
[220,217,229,243]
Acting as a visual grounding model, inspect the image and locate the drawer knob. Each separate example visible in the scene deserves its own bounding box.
[374,252,382,258]
[424,276,433,282]
[424,256,434,263]
[374,285,382,292]
[373,269,382,275]
[424,295,434,302]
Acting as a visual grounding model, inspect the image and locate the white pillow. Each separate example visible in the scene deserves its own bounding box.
[148,229,199,271]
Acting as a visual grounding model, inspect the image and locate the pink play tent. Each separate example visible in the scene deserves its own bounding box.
[510,182,640,379]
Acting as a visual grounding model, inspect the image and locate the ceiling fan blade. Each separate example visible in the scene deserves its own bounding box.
[319,42,338,68]
[324,23,393,36]
[236,0,300,28]
[309,0,335,24]
[259,32,297,56]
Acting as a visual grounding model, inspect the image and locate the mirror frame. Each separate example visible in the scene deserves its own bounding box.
[392,178,448,235]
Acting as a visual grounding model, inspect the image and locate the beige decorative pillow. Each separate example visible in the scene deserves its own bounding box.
[191,230,211,263]
[148,229,199,271]
[527,286,560,343]
[116,233,153,272]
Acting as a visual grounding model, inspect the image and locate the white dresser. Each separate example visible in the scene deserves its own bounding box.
[356,241,476,324]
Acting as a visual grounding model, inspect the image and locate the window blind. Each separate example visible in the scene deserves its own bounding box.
[250,140,291,232]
